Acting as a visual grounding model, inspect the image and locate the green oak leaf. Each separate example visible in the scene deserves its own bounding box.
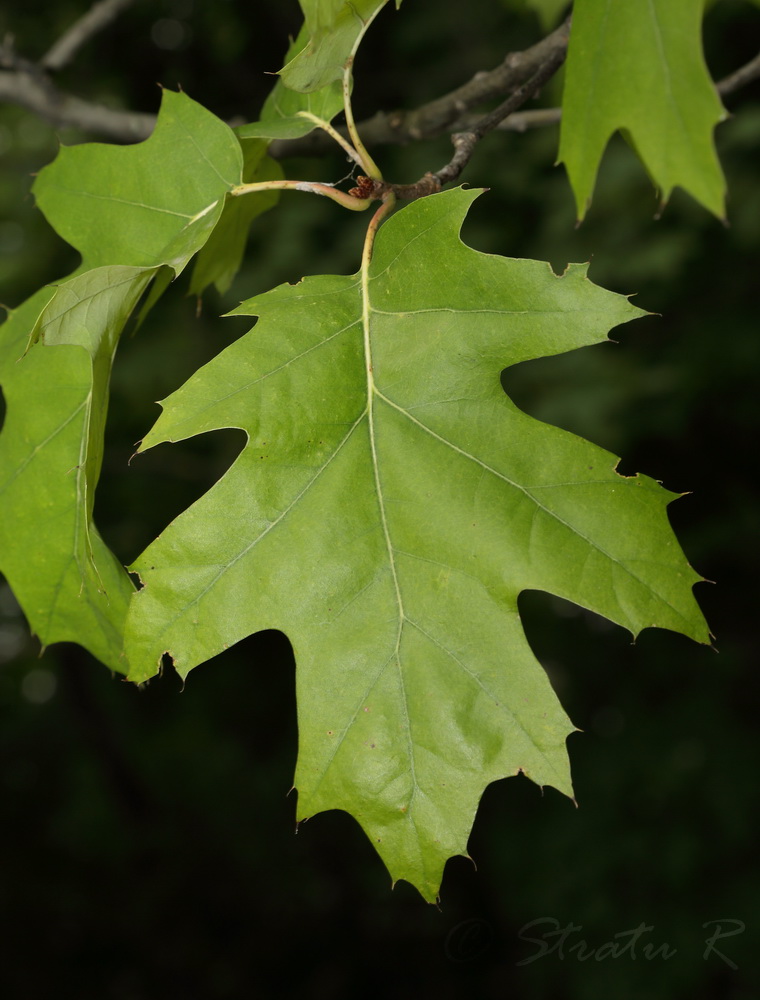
[29,267,157,522]
[0,282,143,670]
[33,89,243,272]
[191,139,283,296]
[0,91,243,665]
[558,0,727,219]
[237,25,345,140]
[123,188,707,900]
[280,0,403,93]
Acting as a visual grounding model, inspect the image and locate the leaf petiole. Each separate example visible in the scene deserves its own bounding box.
[361,192,396,273]
[230,178,371,211]
[295,111,365,168]
[343,59,383,181]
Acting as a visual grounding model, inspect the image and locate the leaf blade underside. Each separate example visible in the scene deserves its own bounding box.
[124,188,707,899]
[0,91,243,667]
[280,0,403,93]
[0,290,135,670]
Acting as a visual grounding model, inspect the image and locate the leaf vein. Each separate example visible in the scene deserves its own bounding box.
[374,389,693,628]
[0,399,87,493]
[142,412,368,650]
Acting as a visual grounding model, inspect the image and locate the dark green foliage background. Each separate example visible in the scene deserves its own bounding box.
[1,1,758,997]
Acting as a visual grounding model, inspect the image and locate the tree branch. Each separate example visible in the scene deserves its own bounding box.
[269,17,572,159]
[364,36,570,202]
[437,44,569,184]
[41,0,138,71]
[1,0,151,142]
[433,47,760,139]
[0,42,154,141]
[0,6,758,160]
[0,17,572,147]
[381,16,571,141]
[717,50,760,97]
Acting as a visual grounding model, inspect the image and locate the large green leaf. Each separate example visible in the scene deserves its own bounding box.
[280,0,402,93]
[559,0,727,219]
[0,91,243,665]
[123,189,707,900]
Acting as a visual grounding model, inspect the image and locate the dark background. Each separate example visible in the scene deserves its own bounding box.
[1,1,758,997]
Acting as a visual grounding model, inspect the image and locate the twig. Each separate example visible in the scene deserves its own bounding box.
[0,61,155,140]
[1,14,152,141]
[393,16,571,141]
[435,44,569,186]
[439,47,760,138]
[0,14,571,145]
[366,38,570,202]
[717,50,760,97]
[0,13,758,154]
[270,17,572,159]
[41,0,138,71]
[492,107,562,132]
[0,37,40,77]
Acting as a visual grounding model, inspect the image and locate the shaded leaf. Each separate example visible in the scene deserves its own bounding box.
[0,91,243,664]
[0,283,144,670]
[559,0,727,219]
[124,189,707,900]
[280,0,403,93]
[237,25,345,140]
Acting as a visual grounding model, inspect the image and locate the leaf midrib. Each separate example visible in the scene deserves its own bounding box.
[361,217,419,814]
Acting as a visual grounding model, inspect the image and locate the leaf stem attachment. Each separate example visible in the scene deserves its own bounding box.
[361,193,397,274]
